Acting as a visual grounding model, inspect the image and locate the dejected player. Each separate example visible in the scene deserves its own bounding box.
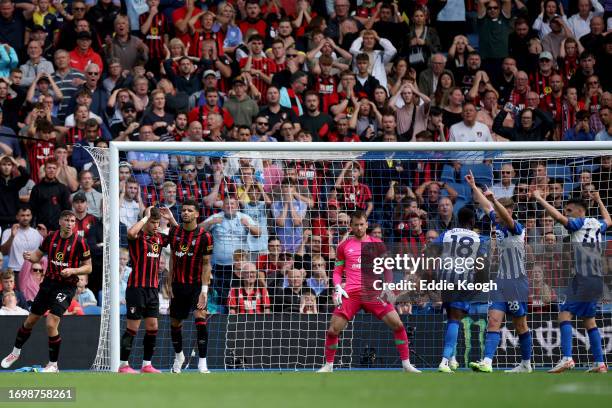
[466,172,532,373]
[168,199,214,374]
[317,211,420,373]
[118,206,176,374]
[1,210,92,373]
[533,190,610,373]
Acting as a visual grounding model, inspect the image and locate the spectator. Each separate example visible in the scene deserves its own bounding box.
[227,262,271,314]
[476,0,517,77]
[299,290,318,314]
[272,179,307,253]
[29,159,71,230]
[529,263,557,312]
[389,82,431,141]
[419,54,448,99]
[492,164,516,199]
[568,0,604,40]
[0,291,28,315]
[493,106,555,141]
[76,275,97,308]
[0,154,29,230]
[119,177,144,230]
[0,270,27,309]
[448,102,493,143]
[224,77,259,127]
[71,170,103,218]
[19,40,54,88]
[105,14,148,71]
[273,267,305,313]
[349,29,396,88]
[1,206,42,274]
[69,31,104,73]
[298,90,334,141]
[427,197,458,233]
[563,110,595,140]
[202,197,260,306]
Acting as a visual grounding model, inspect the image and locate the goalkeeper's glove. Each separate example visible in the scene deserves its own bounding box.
[333,284,349,307]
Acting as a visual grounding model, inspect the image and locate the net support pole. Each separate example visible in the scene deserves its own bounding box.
[109,144,121,372]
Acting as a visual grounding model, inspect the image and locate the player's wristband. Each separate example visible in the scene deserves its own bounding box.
[141,216,149,224]
[201,285,208,294]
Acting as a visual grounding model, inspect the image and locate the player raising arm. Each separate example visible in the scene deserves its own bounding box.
[1,210,92,373]
[168,199,214,374]
[118,206,176,374]
[318,211,420,373]
[465,172,532,373]
[533,189,611,373]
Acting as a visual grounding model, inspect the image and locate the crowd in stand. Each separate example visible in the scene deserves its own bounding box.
[0,0,610,316]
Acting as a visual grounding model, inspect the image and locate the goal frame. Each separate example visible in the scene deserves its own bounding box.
[107,140,612,372]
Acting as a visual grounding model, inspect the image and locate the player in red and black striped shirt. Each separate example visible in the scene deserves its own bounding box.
[167,199,214,373]
[1,210,91,373]
[119,206,175,374]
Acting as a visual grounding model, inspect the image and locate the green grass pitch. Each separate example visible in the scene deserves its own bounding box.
[0,371,610,408]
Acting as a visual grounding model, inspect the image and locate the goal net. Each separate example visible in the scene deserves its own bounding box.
[87,142,612,372]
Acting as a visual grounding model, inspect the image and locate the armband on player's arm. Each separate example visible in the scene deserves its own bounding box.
[201,285,208,294]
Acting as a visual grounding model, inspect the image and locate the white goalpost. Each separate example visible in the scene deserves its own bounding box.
[87,141,612,372]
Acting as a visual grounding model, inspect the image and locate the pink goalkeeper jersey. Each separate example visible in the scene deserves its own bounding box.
[333,235,382,293]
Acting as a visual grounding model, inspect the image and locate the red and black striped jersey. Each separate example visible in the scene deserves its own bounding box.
[529,71,556,100]
[40,230,91,286]
[228,287,271,314]
[127,231,169,288]
[141,184,164,207]
[339,182,372,211]
[187,104,234,130]
[168,225,213,285]
[27,141,54,184]
[176,180,209,205]
[74,214,97,239]
[310,74,338,114]
[65,127,87,145]
[139,11,168,61]
[239,56,277,103]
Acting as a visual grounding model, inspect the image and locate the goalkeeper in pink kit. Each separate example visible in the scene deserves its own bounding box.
[318,211,420,373]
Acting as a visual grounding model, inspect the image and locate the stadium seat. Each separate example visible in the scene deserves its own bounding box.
[440,164,459,183]
[574,164,600,176]
[563,182,578,198]
[460,164,493,187]
[546,165,573,183]
[447,182,473,215]
[83,306,102,315]
[98,290,103,306]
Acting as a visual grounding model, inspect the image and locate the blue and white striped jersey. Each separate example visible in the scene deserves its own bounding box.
[490,211,527,280]
[566,217,608,277]
[434,228,488,284]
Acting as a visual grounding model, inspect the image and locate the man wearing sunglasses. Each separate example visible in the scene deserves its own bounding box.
[477,0,521,82]
[1,206,42,283]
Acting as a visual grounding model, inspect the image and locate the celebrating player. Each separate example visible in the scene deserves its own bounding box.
[1,210,92,373]
[168,199,214,374]
[430,207,488,373]
[118,206,176,374]
[533,190,610,373]
[466,172,532,373]
[318,211,421,373]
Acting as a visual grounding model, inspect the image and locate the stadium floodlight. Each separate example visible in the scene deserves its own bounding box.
[84,141,612,373]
